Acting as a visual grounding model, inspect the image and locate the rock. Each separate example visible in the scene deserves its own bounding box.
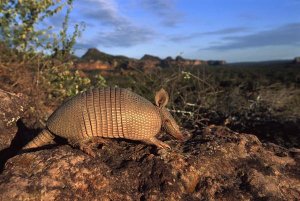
[0,125,299,200]
[75,61,113,70]
[0,89,28,151]
[78,49,207,72]
[127,57,161,72]
[161,57,204,68]
[193,60,202,65]
[78,48,131,71]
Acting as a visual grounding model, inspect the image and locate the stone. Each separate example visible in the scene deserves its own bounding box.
[0,125,299,200]
[0,89,28,151]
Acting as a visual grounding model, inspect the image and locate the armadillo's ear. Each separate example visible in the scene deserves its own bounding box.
[155,88,169,108]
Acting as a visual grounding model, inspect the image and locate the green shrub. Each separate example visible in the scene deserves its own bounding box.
[0,0,101,121]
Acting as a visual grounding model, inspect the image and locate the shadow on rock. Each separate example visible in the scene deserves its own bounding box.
[0,119,40,172]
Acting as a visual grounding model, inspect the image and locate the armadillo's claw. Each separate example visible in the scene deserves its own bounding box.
[79,143,96,157]
[157,141,171,150]
[72,139,97,157]
[91,137,110,146]
[145,137,171,150]
[71,137,109,157]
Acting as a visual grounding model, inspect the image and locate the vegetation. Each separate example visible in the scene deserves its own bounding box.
[95,63,300,148]
[0,0,105,122]
[0,0,299,148]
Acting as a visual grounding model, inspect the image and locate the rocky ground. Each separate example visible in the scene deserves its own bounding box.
[0,90,300,201]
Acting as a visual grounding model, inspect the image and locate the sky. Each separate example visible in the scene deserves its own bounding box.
[51,0,300,62]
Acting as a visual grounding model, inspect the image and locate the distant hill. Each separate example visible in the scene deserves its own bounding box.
[140,54,161,61]
[76,48,135,70]
[81,48,132,64]
[76,48,228,71]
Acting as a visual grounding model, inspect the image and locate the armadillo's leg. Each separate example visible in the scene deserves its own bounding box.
[69,137,109,157]
[143,137,171,149]
[79,141,96,157]
[90,137,111,146]
[69,138,96,157]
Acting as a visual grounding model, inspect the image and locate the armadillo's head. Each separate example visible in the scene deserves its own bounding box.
[155,88,185,141]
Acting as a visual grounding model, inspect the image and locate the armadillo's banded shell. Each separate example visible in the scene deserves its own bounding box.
[46,88,161,141]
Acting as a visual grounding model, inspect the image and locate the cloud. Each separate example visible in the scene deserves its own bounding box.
[80,0,124,26]
[95,25,155,47]
[75,25,155,49]
[205,23,300,50]
[204,27,250,35]
[74,0,155,48]
[142,0,183,27]
[170,27,249,42]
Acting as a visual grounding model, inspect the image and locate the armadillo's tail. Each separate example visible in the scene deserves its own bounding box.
[22,129,55,150]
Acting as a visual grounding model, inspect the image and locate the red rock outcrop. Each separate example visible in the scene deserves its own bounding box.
[75,61,113,70]
[75,49,223,72]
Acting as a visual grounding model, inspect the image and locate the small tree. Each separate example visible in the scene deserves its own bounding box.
[51,0,85,60]
[0,0,83,58]
[0,0,61,52]
[0,0,100,122]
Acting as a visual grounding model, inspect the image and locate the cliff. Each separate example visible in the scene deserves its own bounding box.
[75,48,226,72]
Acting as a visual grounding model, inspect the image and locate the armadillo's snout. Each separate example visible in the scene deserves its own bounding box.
[164,120,185,141]
[172,131,185,141]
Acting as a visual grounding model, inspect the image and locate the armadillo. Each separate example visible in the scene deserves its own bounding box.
[23,87,184,156]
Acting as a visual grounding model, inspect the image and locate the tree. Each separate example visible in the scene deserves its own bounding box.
[0,0,83,58]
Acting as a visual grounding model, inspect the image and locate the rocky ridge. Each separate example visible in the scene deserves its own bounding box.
[75,48,226,72]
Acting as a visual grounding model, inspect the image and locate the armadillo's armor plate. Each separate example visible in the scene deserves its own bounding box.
[47,88,162,142]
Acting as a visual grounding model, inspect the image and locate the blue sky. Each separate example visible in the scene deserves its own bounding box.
[57,0,300,62]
